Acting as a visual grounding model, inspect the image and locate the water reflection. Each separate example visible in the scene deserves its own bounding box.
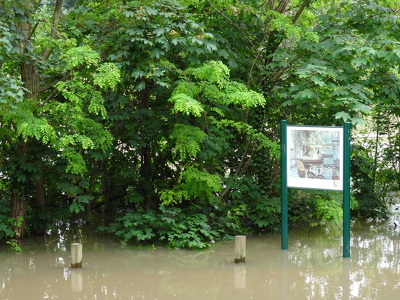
[234,264,246,289]
[70,269,82,292]
[1,217,400,299]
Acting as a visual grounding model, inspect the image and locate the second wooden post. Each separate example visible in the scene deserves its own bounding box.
[234,235,246,263]
[71,243,83,268]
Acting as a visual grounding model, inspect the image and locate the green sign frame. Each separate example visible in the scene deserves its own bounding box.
[280,120,351,257]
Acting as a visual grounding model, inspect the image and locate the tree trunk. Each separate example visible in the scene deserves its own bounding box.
[141,146,155,210]
[10,193,27,239]
[35,163,46,206]
[138,86,156,210]
[102,162,113,214]
[33,170,47,235]
[10,0,41,238]
[9,0,64,237]
[20,62,40,100]
[9,140,31,238]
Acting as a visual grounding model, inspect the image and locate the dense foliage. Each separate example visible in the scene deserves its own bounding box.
[1,0,399,249]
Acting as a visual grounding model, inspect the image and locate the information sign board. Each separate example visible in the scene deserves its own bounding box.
[286,125,343,191]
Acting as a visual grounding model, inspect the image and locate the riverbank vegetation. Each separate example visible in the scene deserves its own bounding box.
[1,0,400,249]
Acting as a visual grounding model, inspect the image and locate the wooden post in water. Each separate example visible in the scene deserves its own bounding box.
[71,243,82,268]
[234,235,246,263]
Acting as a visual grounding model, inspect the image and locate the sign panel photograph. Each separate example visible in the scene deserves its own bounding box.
[286,125,343,191]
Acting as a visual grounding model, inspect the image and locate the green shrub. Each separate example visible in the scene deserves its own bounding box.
[351,144,388,220]
[0,200,14,240]
[224,175,281,231]
[289,190,356,227]
[98,206,225,249]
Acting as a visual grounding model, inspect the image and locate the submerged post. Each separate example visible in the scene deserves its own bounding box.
[234,235,246,263]
[71,243,83,268]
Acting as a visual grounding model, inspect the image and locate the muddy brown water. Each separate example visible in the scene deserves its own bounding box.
[1,216,400,299]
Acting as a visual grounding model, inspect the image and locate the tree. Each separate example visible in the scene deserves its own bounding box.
[182,0,400,224]
[0,0,120,237]
[63,0,222,211]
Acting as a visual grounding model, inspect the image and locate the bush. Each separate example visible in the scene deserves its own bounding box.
[0,199,14,240]
[98,206,228,249]
[351,144,389,220]
[289,190,352,227]
[225,175,281,231]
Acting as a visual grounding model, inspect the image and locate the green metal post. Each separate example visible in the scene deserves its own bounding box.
[343,122,351,258]
[280,120,288,250]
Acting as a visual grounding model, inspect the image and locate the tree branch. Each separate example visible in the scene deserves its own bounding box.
[205,0,259,54]
[220,140,251,200]
[40,71,71,93]
[42,0,63,60]
[292,0,311,24]
[275,0,290,14]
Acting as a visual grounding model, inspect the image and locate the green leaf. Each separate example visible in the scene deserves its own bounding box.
[335,111,351,122]
[170,124,207,160]
[77,195,93,204]
[62,45,100,70]
[123,11,134,18]
[169,94,204,117]
[294,89,315,99]
[69,202,84,214]
[351,56,368,67]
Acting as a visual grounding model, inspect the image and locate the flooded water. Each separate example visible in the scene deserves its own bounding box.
[1,210,400,299]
